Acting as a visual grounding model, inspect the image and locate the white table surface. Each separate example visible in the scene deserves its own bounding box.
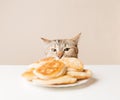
[0,65,120,100]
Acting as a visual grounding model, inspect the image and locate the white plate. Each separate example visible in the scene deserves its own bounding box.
[29,78,90,88]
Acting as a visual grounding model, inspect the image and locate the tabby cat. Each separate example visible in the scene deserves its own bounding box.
[41,33,81,59]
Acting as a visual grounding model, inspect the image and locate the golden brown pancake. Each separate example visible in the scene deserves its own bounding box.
[67,69,92,79]
[32,75,77,85]
[22,68,36,81]
[60,57,84,71]
[34,57,55,64]
[34,60,67,80]
[28,57,55,69]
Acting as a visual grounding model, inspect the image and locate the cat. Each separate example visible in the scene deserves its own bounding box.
[41,33,81,59]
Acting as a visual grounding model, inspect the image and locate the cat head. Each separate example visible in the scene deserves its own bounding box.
[41,33,81,59]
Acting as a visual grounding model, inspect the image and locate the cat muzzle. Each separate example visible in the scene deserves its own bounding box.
[57,52,64,59]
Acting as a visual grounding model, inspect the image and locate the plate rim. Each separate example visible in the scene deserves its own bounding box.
[28,78,91,88]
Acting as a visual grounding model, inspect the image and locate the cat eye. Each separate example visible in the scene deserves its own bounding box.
[64,48,70,51]
[51,48,57,52]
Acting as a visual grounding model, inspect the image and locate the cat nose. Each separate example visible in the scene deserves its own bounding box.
[57,52,64,59]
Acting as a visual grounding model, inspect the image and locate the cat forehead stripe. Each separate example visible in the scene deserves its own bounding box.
[57,40,61,44]
[55,40,62,45]
[52,40,65,48]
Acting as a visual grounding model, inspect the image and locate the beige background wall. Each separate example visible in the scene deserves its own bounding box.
[0,0,120,65]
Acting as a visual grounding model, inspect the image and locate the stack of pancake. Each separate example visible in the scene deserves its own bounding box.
[22,57,92,85]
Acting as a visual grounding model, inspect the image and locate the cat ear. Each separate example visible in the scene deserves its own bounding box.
[71,33,81,43]
[41,38,51,43]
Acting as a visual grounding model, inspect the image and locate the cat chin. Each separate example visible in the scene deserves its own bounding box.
[47,56,61,60]
[55,57,59,60]
[54,56,65,60]
[47,55,68,60]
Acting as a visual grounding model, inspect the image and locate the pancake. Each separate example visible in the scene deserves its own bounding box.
[28,57,55,69]
[22,68,36,81]
[60,57,84,71]
[67,69,92,79]
[33,60,67,80]
[35,57,55,64]
[22,57,92,86]
[32,75,77,85]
